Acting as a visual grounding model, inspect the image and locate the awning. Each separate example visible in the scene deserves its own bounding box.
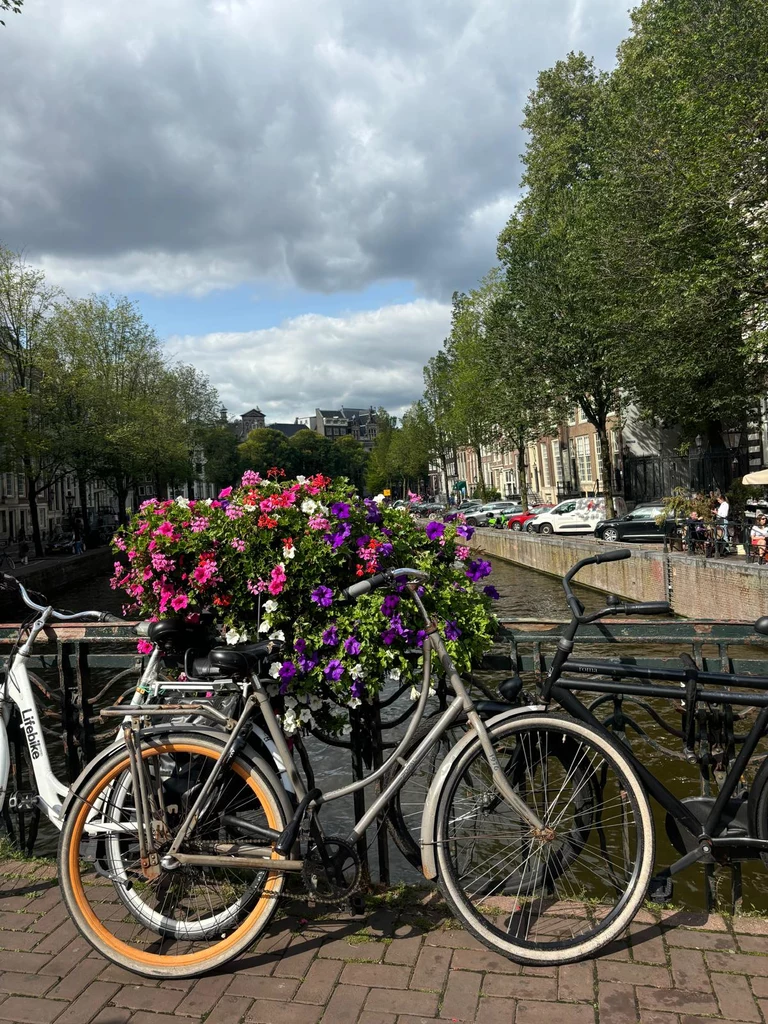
[742,470,768,485]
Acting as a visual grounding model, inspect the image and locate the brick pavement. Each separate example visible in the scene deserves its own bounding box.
[3,857,768,1024]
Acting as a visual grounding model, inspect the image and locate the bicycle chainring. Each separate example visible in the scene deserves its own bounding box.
[302,835,361,903]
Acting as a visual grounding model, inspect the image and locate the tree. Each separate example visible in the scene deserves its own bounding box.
[332,434,369,492]
[287,429,334,477]
[0,1,23,26]
[0,246,63,554]
[422,352,458,503]
[201,425,241,490]
[238,428,294,477]
[366,408,396,495]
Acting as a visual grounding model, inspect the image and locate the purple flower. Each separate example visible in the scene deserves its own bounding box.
[298,651,319,673]
[344,635,361,656]
[379,542,394,559]
[425,521,445,541]
[294,637,307,654]
[444,621,462,641]
[456,524,475,541]
[324,659,344,681]
[365,500,383,525]
[322,624,339,646]
[444,513,458,522]
[325,523,351,549]
[381,594,400,618]
[483,585,500,600]
[465,558,492,583]
[381,627,399,645]
[380,527,393,537]
[278,660,297,680]
[351,679,364,699]
[330,502,351,520]
[311,585,334,608]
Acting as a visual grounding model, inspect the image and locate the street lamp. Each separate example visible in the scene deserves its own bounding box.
[66,493,74,530]
[723,426,741,451]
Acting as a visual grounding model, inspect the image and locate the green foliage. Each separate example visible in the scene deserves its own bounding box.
[0,0,23,26]
[201,425,241,490]
[655,487,713,526]
[238,428,295,477]
[727,481,764,520]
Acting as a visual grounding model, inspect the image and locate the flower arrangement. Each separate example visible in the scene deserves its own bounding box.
[111,471,498,734]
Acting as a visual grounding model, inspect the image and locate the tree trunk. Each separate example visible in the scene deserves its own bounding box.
[473,444,485,500]
[517,441,528,512]
[597,421,615,519]
[116,480,130,526]
[22,458,43,558]
[440,451,450,506]
[78,475,89,541]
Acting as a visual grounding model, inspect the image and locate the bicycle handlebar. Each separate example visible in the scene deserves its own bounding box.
[342,567,430,601]
[2,573,124,624]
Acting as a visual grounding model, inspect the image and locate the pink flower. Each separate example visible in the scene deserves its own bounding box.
[137,639,154,655]
[151,552,175,573]
[190,517,208,532]
[185,612,201,624]
[231,538,246,552]
[225,506,244,520]
[155,521,176,537]
[241,470,261,487]
[308,515,330,531]
[113,536,126,551]
[456,545,470,560]
[268,562,287,596]
[219,487,233,498]
[247,579,267,594]
[171,593,189,612]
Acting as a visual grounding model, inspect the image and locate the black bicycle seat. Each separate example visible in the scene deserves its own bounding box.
[190,641,277,679]
[499,676,524,702]
[754,616,768,637]
[146,618,210,653]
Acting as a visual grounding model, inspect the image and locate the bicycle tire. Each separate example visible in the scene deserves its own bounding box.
[434,714,654,965]
[58,731,289,978]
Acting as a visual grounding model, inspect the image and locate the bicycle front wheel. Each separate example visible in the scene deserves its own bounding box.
[58,732,289,978]
[434,714,654,965]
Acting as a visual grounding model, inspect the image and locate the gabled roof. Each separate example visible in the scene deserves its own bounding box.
[268,422,309,438]
[318,409,344,419]
[241,408,264,418]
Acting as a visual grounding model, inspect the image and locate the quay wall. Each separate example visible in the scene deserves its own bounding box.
[470,528,768,621]
[12,548,115,597]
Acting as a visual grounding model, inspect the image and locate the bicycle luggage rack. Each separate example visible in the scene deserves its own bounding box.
[485,617,768,913]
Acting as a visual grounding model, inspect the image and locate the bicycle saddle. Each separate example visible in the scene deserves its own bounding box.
[499,676,524,702]
[189,641,278,679]
[754,616,768,636]
[145,618,211,653]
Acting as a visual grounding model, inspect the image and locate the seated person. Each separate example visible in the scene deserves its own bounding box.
[751,515,768,563]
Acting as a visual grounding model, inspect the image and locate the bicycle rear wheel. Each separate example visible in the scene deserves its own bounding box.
[58,732,289,978]
[434,714,654,965]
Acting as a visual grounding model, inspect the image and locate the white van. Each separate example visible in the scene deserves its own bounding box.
[529,496,627,536]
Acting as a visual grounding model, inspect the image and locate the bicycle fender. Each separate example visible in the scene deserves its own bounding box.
[748,749,768,840]
[419,704,545,880]
[61,724,294,825]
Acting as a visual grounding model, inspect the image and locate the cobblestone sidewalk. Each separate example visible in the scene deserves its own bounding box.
[2,857,768,1024]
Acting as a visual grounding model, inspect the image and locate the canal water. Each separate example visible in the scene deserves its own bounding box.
[9,558,768,912]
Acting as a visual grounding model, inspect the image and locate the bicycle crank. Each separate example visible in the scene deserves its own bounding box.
[302,836,361,903]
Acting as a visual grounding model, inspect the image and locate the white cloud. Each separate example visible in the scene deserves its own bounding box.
[0,0,632,299]
[165,298,451,419]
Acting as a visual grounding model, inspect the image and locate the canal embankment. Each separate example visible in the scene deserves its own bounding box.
[470,528,768,620]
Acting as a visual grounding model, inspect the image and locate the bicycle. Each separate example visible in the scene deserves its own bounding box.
[56,561,663,977]
[0,544,15,572]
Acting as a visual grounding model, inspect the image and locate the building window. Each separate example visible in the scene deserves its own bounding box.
[4,474,13,498]
[551,441,564,485]
[568,407,577,426]
[576,436,593,481]
[541,446,551,487]
[611,428,620,454]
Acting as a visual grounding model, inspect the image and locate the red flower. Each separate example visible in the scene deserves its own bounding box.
[258,513,278,529]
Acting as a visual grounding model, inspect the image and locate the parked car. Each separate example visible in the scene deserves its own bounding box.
[594,503,668,543]
[45,533,75,555]
[457,500,483,513]
[506,504,554,531]
[465,502,523,527]
[529,496,628,535]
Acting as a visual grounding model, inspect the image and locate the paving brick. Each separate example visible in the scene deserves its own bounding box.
[320,984,368,1024]
[706,951,768,976]
[516,1000,595,1023]
[272,935,322,978]
[318,939,387,961]
[558,961,594,1003]
[384,936,423,966]
[245,1001,323,1024]
[475,998,520,1024]
[226,976,299,1001]
[126,1013,203,1024]
[409,946,451,993]
[358,1014,396,1024]
[365,990,439,1017]
[0,951,51,973]
[174,974,233,1017]
[752,976,768,997]
[112,984,186,1013]
[630,924,667,964]
[597,961,670,988]
[0,930,45,951]
[661,911,727,931]
[423,931,484,951]
[668,949,711,993]
[54,981,121,1024]
[711,972,761,1022]
[440,969,480,1021]
[205,995,254,1024]
[31,920,80,956]
[0,995,64,1023]
[734,917,768,935]
[450,948,519,974]
[45,957,105,1001]
[636,986,718,1016]
[482,974,557,1001]
[90,1010,132,1024]
[664,928,734,951]
[36,934,93,975]
[340,964,411,989]
[737,935,768,954]
[598,980,636,1024]
[0,973,57,997]
[295,960,343,1004]
[636,1013,680,1024]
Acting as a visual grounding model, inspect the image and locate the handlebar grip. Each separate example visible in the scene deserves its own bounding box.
[342,573,390,600]
[621,601,671,615]
[100,613,125,624]
[594,549,632,564]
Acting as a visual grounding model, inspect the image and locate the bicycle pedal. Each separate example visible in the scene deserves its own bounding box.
[348,893,366,916]
[648,875,674,904]
[7,792,38,812]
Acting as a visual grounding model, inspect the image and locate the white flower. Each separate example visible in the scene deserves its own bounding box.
[285,696,297,708]
[388,667,401,682]
[283,546,296,559]
[175,495,190,508]
[308,694,323,711]
[282,709,298,736]
[301,499,317,514]
[296,475,307,484]
[349,664,366,680]
[269,662,281,678]
[266,683,279,696]
[348,697,362,709]
[225,628,246,645]
[264,599,278,614]
[374,493,385,504]
[258,620,271,633]
[410,686,419,701]
[243,504,257,512]
[298,707,313,724]
[202,498,213,506]
[342,722,353,736]
[269,630,285,642]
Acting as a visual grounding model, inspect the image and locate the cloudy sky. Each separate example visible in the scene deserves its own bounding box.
[1,0,631,421]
